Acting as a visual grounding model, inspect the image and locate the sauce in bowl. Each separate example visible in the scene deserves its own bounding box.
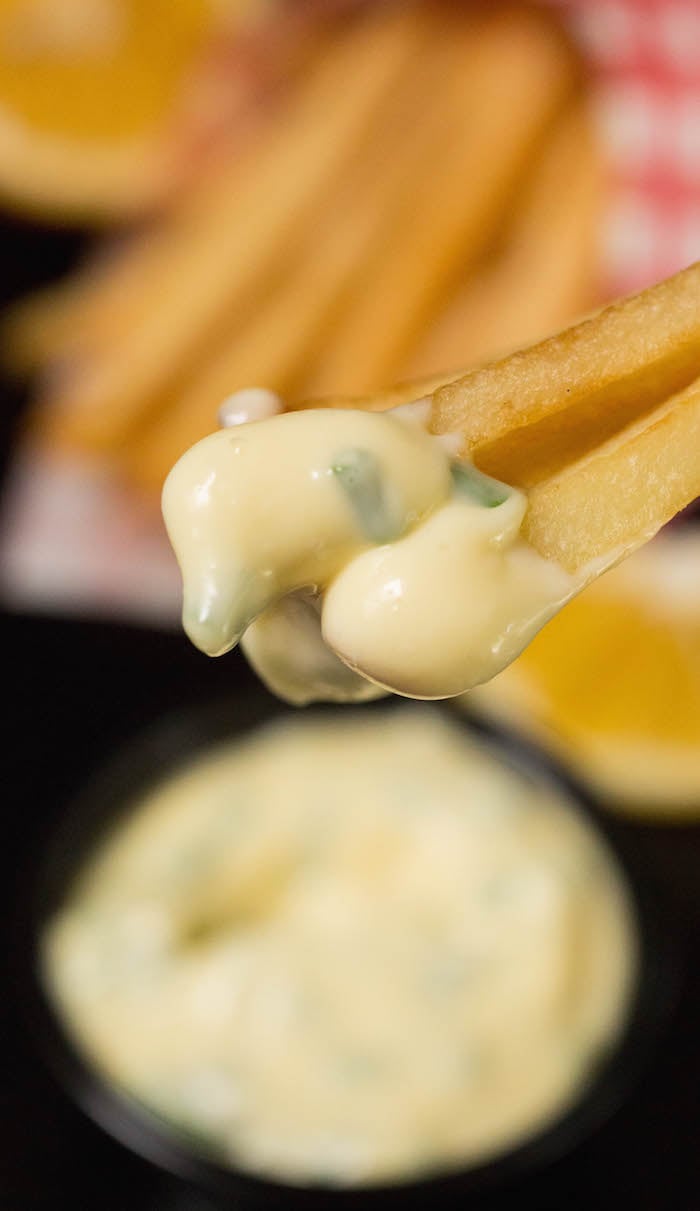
[41,707,637,1187]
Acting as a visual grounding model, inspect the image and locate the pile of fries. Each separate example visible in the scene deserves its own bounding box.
[5,0,604,498]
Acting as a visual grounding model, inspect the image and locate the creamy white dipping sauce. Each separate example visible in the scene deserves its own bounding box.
[162,403,576,704]
[42,710,636,1186]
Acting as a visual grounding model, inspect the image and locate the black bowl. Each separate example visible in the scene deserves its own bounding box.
[17,693,681,1210]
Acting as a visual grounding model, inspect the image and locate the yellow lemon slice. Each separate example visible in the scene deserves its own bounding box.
[468,526,700,816]
[0,0,260,221]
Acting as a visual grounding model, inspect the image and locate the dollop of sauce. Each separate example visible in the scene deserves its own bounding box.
[162,404,575,704]
[41,709,636,1186]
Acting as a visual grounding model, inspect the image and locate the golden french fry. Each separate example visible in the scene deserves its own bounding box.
[300,4,576,398]
[522,379,700,570]
[32,2,427,454]
[4,96,281,378]
[428,262,700,571]
[404,100,603,377]
[294,368,463,414]
[432,261,700,481]
[124,9,485,489]
[125,228,367,488]
[288,93,600,421]
[295,264,700,577]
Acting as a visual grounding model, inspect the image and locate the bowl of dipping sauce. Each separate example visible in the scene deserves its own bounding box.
[27,699,667,1203]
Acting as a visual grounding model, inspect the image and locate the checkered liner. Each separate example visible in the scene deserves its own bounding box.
[557,0,700,293]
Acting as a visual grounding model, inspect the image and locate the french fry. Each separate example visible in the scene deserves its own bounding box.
[31,2,427,454]
[295,264,700,577]
[294,368,463,414]
[26,128,277,378]
[522,379,700,571]
[431,261,700,482]
[404,101,603,377]
[428,262,700,572]
[300,4,576,398]
[124,9,486,489]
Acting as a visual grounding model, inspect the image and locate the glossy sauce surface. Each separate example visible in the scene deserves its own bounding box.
[162,407,575,703]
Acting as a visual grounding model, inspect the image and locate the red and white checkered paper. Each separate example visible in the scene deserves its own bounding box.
[558,0,700,296]
[1,0,699,627]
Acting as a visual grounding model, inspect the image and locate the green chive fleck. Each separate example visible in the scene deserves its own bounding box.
[450,462,511,508]
[331,448,400,542]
